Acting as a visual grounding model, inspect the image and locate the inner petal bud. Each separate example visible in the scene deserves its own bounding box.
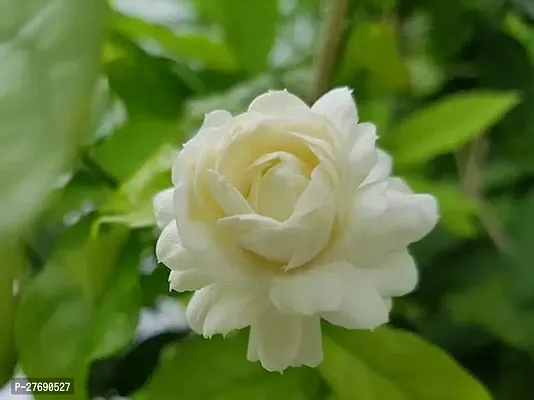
[248,152,309,221]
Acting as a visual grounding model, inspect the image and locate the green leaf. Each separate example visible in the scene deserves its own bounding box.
[321,325,491,399]
[0,244,21,386]
[339,20,409,95]
[197,0,278,74]
[15,218,129,396]
[385,91,520,166]
[113,13,239,71]
[97,145,176,229]
[143,333,321,400]
[0,0,104,239]
[91,118,180,181]
[90,236,142,359]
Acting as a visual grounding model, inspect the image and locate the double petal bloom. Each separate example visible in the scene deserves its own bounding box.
[154,88,438,371]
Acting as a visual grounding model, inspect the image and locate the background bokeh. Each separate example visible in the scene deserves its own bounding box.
[2,0,534,398]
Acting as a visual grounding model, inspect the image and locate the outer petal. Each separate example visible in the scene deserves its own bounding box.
[172,110,232,185]
[372,250,418,297]
[169,270,210,292]
[248,90,309,114]
[362,148,392,187]
[153,188,175,229]
[186,283,265,337]
[320,266,389,330]
[311,87,358,134]
[347,123,378,188]
[247,309,322,371]
[269,262,350,315]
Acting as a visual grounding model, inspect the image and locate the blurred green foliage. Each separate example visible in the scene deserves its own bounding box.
[2,0,534,398]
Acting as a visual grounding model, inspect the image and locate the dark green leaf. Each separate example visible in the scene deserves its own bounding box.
[0,0,104,238]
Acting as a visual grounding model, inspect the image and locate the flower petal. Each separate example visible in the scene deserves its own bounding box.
[246,308,303,372]
[203,110,232,129]
[321,266,389,330]
[362,148,392,186]
[248,90,309,114]
[270,262,350,315]
[372,250,418,297]
[169,269,210,292]
[347,123,378,188]
[293,316,323,368]
[186,283,264,337]
[156,221,189,267]
[205,169,254,216]
[311,87,358,134]
[153,187,175,229]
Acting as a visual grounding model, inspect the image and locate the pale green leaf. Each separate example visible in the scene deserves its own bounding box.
[0,0,104,239]
[113,13,239,71]
[321,325,491,400]
[385,91,520,165]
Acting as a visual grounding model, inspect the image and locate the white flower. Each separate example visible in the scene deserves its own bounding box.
[153,88,438,372]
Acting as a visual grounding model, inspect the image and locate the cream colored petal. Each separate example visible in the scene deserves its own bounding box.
[311,87,358,134]
[248,90,309,114]
[186,283,263,337]
[269,262,350,315]
[218,167,336,269]
[169,269,210,292]
[253,153,309,221]
[372,250,418,297]
[171,110,232,186]
[156,221,189,267]
[362,149,392,187]
[321,267,389,330]
[153,188,175,229]
[246,308,303,372]
[203,110,232,128]
[205,169,254,216]
[348,122,378,188]
[293,316,323,368]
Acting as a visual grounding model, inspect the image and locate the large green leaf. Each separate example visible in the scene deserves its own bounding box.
[15,218,128,397]
[143,333,321,400]
[196,0,278,74]
[0,244,21,386]
[0,0,104,239]
[321,325,491,399]
[90,235,142,360]
[384,91,520,166]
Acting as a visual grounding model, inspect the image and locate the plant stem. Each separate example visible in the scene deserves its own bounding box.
[308,0,349,103]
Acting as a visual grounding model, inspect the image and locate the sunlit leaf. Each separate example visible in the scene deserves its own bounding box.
[321,325,491,400]
[385,91,520,165]
[113,13,239,71]
[0,0,104,239]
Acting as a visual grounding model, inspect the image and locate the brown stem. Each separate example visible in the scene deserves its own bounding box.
[308,0,349,103]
